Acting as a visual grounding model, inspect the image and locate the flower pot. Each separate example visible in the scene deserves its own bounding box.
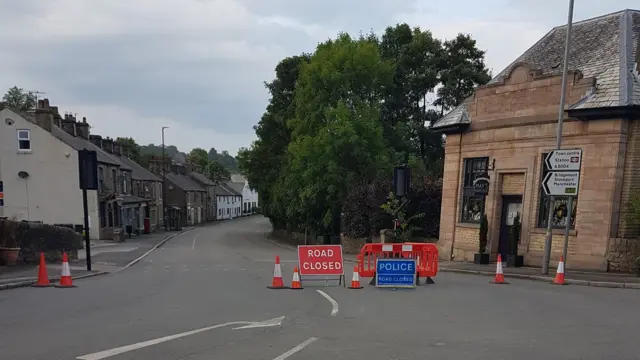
[506,255,524,268]
[473,253,490,265]
[0,247,20,266]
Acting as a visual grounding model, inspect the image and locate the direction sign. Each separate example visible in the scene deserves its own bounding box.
[375,258,416,288]
[545,149,582,171]
[543,171,580,196]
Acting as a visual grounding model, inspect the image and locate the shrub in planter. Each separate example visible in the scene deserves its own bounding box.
[473,214,490,264]
[507,213,524,267]
[0,219,21,266]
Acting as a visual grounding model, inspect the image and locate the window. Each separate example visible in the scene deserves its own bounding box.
[98,167,105,192]
[227,208,230,214]
[538,153,578,229]
[460,157,489,223]
[111,169,118,193]
[17,129,31,151]
[121,171,128,194]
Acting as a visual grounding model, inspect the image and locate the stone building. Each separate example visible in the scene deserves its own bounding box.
[432,10,640,271]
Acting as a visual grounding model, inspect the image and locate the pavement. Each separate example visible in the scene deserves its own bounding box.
[1,215,639,359]
[0,228,193,289]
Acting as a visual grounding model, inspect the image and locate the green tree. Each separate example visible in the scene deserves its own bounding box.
[2,86,37,112]
[187,148,209,169]
[116,137,141,162]
[204,160,230,184]
[434,33,492,114]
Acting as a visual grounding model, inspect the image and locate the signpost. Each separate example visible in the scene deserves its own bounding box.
[78,149,98,272]
[375,258,417,289]
[542,148,582,266]
[297,245,345,287]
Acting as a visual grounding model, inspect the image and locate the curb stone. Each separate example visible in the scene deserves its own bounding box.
[0,228,194,291]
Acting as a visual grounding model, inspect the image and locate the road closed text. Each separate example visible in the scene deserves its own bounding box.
[297,245,344,276]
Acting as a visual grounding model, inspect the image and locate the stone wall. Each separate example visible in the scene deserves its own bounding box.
[607,238,640,273]
[340,235,366,254]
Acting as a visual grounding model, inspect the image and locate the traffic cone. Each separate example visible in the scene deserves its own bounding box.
[290,266,303,290]
[490,254,508,284]
[553,256,566,285]
[348,266,363,289]
[55,252,76,288]
[32,252,52,287]
[267,255,286,289]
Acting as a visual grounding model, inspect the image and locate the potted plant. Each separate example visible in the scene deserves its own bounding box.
[473,214,490,264]
[507,212,524,267]
[0,219,21,266]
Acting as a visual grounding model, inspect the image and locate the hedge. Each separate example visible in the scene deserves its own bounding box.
[0,219,83,263]
[342,175,442,240]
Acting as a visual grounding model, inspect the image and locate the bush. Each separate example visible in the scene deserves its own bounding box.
[0,219,83,263]
[342,175,442,240]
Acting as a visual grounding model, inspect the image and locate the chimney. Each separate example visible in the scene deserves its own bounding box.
[113,141,123,156]
[179,165,186,175]
[102,138,114,153]
[170,164,179,174]
[75,117,90,140]
[34,99,53,132]
[61,114,76,136]
[89,134,102,148]
[185,162,193,173]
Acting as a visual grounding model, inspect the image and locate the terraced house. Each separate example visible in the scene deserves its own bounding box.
[433,10,640,272]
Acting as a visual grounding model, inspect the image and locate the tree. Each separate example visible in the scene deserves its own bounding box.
[2,86,37,112]
[433,33,492,114]
[116,137,141,162]
[187,148,209,169]
[204,160,230,184]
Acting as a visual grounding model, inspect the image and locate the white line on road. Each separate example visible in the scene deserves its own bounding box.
[192,233,199,249]
[315,290,339,316]
[272,337,318,360]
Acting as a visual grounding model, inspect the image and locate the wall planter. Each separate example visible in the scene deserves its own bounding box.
[474,253,490,264]
[0,247,20,266]
[506,255,524,267]
[474,214,490,265]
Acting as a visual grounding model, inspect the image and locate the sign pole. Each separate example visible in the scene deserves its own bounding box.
[562,196,573,263]
[82,188,92,271]
[543,0,574,275]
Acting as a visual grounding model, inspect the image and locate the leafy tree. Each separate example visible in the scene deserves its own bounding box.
[204,160,230,184]
[208,148,238,170]
[116,137,141,162]
[380,192,424,243]
[2,86,37,112]
[187,148,209,169]
[434,33,492,114]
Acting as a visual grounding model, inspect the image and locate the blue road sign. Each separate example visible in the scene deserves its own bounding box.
[375,258,416,288]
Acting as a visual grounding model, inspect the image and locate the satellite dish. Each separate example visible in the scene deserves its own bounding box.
[18,171,29,179]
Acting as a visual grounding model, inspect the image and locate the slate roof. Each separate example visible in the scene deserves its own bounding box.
[188,172,215,186]
[432,9,640,130]
[166,172,206,192]
[215,184,236,197]
[118,155,160,181]
[225,182,244,195]
[50,126,132,169]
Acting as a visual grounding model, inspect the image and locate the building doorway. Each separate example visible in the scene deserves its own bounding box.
[499,195,522,261]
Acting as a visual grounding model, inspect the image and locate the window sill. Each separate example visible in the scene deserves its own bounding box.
[17,150,32,154]
[456,222,480,229]
[532,227,577,236]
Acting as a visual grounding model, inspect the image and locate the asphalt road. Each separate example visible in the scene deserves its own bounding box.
[1,216,640,360]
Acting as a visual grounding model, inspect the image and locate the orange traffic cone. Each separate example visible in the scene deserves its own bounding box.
[490,254,508,284]
[290,266,303,290]
[553,256,566,285]
[32,252,52,287]
[348,266,363,289]
[55,252,76,288]
[267,255,286,289]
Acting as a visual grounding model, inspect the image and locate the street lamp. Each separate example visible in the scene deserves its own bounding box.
[162,126,169,230]
[542,0,574,275]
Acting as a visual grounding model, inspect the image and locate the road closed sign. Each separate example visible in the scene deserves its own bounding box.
[297,245,344,276]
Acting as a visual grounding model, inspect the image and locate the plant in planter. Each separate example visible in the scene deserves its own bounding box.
[0,218,21,266]
[473,214,490,264]
[507,212,524,267]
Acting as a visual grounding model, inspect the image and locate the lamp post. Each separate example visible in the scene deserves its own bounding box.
[162,126,169,230]
[542,0,574,275]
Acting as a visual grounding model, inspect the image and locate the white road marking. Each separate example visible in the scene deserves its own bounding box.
[272,337,318,360]
[76,316,285,360]
[232,316,285,330]
[192,233,199,249]
[316,290,339,316]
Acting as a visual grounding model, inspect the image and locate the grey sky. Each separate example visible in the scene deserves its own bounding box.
[0,0,637,155]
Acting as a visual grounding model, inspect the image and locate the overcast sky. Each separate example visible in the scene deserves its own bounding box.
[0,1,636,155]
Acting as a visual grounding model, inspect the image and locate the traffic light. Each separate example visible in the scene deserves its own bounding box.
[393,166,411,198]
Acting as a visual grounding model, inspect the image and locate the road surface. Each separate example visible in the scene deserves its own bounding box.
[1,216,639,359]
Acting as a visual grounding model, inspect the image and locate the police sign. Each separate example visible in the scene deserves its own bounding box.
[375,258,417,288]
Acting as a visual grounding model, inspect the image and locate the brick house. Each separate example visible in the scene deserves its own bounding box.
[165,163,206,226]
[185,164,216,222]
[432,10,640,271]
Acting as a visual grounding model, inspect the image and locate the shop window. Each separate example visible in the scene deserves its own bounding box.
[460,157,489,223]
[537,153,578,228]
